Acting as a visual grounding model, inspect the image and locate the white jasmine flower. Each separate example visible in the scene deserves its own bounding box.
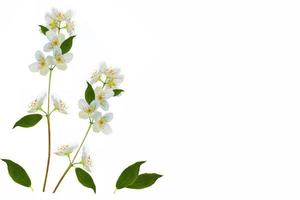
[90,70,102,84]
[94,87,114,111]
[52,95,68,114]
[90,63,107,84]
[44,30,65,52]
[28,93,46,113]
[29,51,51,75]
[90,63,124,88]
[50,47,73,70]
[45,9,73,32]
[92,112,113,134]
[104,67,124,89]
[78,99,99,119]
[81,146,92,172]
[52,8,72,22]
[54,144,77,156]
[45,13,58,31]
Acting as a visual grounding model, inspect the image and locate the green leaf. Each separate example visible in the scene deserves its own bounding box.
[113,89,124,96]
[85,81,95,104]
[13,114,43,129]
[1,159,31,187]
[60,35,76,54]
[75,168,96,193]
[116,161,146,189]
[127,173,162,189]
[39,25,49,35]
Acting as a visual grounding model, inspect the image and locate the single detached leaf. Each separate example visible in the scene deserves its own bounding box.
[39,25,49,35]
[13,114,43,128]
[2,159,31,187]
[113,89,124,96]
[60,35,76,54]
[85,81,95,104]
[75,168,96,193]
[116,161,146,189]
[127,173,163,189]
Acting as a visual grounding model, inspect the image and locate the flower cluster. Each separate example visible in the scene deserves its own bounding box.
[55,62,124,173]
[84,62,124,133]
[45,8,75,35]
[90,62,124,89]
[28,9,74,114]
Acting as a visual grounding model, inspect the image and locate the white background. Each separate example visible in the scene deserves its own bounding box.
[0,0,299,199]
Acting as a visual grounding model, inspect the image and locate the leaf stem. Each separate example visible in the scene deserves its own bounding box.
[52,122,93,193]
[42,68,53,192]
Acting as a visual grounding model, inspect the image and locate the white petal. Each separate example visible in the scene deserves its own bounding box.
[54,152,64,156]
[40,67,49,76]
[35,51,44,60]
[28,108,37,113]
[51,95,57,103]
[46,56,54,65]
[60,109,68,114]
[92,124,101,133]
[102,124,112,134]
[43,43,52,52]
[105,89,114,99]
[79,111,89,119]
[78,99,88,110]
[68,144,78,153]
[82,146,88,159]
[39,93,47,102]
[100,101,109,111]
[53,47,62,55]
[119,75,124,81]
[93,112,101,120]
[113,68,121,74]
[94,87,101,94]
[103,113,113,122]
[29,63,39,72]
[56,63,67,70]
[83,165,91,172]
[90,100,98,110]
[65,10,72,19]
[91,111,101,120]
[63,53,73,63]
[58,33,65,42]
[46,30,56,41]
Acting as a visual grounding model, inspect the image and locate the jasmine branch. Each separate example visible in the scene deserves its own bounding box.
[52,121,93,193]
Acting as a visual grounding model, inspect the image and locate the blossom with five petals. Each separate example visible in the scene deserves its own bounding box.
[44,30,65,52]
[29,51,51,75]
[92,112,113,134]
[94,87,114,111]
[78,99,99,119]
[49,47,73,70]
